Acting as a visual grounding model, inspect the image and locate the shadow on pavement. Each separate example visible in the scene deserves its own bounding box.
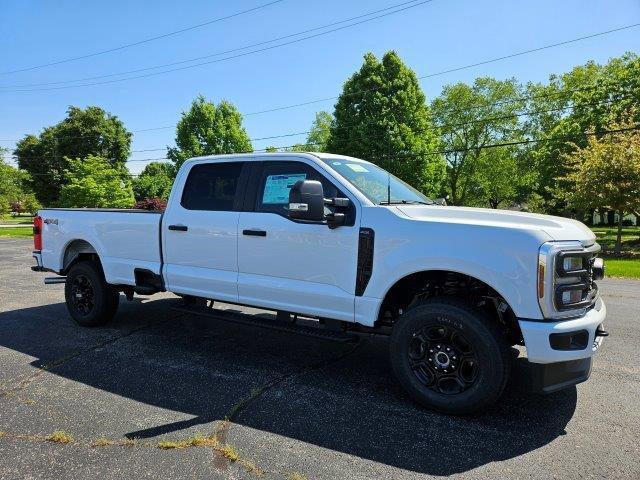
[0,298,577,476]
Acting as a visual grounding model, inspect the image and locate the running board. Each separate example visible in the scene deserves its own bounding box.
[172,304,358,343]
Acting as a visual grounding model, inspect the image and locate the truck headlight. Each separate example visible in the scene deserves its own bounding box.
[538,241,601,319]
[562,255,584,273]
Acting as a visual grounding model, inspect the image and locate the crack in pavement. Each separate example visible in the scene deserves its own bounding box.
[210,338,364,472]
[0,316,176,398]
[1,301,364,478]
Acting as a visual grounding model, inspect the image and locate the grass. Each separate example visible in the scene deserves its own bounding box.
[0,227,33,239]
[46,430,73,444]
[591,226,640,279]
[591,226,640,254]
[0,215,34,225]
[285,473,307,480]
[157,434,219,450]
[219,443,240,462]
[91,438,116,447]
[601,258,640,279]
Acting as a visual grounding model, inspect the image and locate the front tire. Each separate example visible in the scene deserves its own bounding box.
[389,297,510,415]
[64,261,119,327]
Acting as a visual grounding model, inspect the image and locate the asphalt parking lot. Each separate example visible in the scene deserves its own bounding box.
[0,238,638,479]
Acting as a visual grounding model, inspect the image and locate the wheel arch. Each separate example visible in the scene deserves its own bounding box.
[60,239,102,274]
[376,269,522,344]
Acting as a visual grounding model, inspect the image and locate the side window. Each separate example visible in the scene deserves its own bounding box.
[255,161,342,216]
[181,162,244,211]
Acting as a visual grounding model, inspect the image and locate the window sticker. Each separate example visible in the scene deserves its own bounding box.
[262,173,307,204]
[332,161,342,165]
[346,163,369,173]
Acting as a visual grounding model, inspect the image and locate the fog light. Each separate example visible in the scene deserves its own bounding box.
[561,288,583,305]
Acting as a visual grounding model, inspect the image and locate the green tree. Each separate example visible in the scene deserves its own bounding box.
[59,155,135,208]
[167,96,252,171]
[563,113,640,253]
[14,106,131,206]
[133,162,175,201]
[474,147,534,209]
[0,156,33,216]
[306,111,333,151]
[431,77,528,206]
[327,51,444,196]
[21,194,42,215]
[524,52,640,214]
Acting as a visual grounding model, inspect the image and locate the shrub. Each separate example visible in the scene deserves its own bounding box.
[133,197,167,211]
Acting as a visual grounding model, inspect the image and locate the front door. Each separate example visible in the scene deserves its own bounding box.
[163,161,246,302]
[237,160,360,322]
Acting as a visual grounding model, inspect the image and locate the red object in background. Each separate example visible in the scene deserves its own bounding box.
[133,198,167,211]
[33,215,42,251]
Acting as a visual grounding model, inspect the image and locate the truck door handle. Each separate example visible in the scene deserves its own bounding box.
[168,224,188,232]
[243,229,267,237]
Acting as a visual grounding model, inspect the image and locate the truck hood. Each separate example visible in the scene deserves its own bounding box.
[395,205,596,244]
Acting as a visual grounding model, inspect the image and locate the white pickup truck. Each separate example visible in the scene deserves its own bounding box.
[31,152,607,414]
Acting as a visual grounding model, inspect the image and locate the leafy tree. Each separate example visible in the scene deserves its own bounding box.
[0,157,33,216]
[562,113,640,253]
[59,155,135,208]
[21,194,42,215]
[327,51,444,196]
[474,147,534,208]
[524,52,640,214]
[262,111,334,154]
[306,111,333,151]
[14,106,131,206]
[431,77,528,206]
[133,162,175,201]
[167,96,252,171]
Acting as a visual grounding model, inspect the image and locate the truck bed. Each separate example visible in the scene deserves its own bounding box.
[38,208,163,286]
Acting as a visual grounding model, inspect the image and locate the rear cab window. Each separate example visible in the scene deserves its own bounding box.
[181,162,245,211]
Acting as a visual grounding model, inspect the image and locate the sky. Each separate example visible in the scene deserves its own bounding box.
[1,0,639,174]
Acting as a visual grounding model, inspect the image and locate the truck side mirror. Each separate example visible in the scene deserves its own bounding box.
[288,180,325,221]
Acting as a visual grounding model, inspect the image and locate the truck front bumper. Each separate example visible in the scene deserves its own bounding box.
[518,297,607,393]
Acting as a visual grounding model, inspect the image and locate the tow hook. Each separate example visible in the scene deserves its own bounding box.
[595,326,609,338]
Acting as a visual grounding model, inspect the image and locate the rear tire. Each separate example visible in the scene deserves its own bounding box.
[389,297,510,415]
[65,261,119,327]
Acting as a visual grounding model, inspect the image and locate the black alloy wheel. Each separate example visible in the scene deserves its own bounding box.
[408,322,479,395]
[70,274,95,316]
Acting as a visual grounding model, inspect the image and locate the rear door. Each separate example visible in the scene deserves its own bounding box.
[237,159,360,322]
[162,160,246,302]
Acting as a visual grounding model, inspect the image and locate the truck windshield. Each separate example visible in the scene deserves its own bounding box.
[320,158,435,205]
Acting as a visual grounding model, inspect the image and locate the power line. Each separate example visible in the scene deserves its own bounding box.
[1,61,635,146]
[0,0,434,92]
[0,0,427,89]
[4,90,634,158]
[19,125,640,179]
[2,65,633,148]
[2,21,637,95]
[0,0,285,76]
